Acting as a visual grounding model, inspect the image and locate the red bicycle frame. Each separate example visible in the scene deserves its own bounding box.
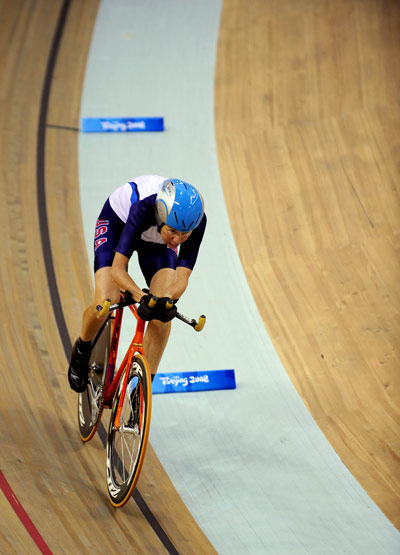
[98,293,205,430]
[103,304,145,423]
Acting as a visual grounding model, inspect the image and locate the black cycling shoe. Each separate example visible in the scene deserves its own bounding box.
[68,339,91,393]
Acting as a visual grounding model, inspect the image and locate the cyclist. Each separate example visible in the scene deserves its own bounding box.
[68,175,206,392]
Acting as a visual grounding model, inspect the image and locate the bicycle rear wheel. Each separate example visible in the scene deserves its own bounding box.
[78,319,111,442]
[106,353,152,507]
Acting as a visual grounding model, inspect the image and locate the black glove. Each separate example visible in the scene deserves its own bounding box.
[155,297,178,322]
[137,294,157,321]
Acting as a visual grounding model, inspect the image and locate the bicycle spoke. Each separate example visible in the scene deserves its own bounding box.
[112,408,141,484]
[77,320,110,442]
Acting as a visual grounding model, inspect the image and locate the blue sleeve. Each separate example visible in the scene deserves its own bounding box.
[178,213,207,270]
[115,195,157,258]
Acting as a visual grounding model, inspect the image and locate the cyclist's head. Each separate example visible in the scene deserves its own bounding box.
[155,179,204,232]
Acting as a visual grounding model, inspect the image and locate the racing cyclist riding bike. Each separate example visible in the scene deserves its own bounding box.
[68,175,206,392]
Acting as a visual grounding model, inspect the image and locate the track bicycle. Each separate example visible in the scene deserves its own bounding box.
[77,291,205,508]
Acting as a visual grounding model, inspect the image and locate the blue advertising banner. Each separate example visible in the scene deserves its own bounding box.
[152,369,236,395]
[81,117,164,133]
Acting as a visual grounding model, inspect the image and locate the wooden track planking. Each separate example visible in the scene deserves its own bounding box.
[0,477,41,554]
[1,0,216,552]
[215,0,400,529]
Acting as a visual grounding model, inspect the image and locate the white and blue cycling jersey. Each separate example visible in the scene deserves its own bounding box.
[93,175,207,285]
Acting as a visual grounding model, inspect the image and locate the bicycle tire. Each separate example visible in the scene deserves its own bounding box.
[78,319,111,442]
[106,353,152,507]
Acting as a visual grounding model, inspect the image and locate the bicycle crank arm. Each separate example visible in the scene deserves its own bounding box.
[176,312,206,332]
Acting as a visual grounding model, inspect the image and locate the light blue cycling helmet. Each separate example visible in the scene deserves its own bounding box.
[155,179,204,232]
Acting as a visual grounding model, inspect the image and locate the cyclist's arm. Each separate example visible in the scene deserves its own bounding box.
[110,252,145,303]
[165,214,205,300]
[175,213,206,284]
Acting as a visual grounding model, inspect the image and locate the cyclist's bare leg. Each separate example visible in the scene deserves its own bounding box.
[143,320,171,376]
[80,266,120,342]
[143,268,179,375]
[69,267,120,392]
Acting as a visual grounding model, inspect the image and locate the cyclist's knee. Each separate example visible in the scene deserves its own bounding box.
[147,318,171,333]
[94,267,120,307]
[149,268,176,297]
[93,291,119,317]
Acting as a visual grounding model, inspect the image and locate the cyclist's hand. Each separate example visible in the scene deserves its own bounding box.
[137,294,157,321]
[156,297,178,322]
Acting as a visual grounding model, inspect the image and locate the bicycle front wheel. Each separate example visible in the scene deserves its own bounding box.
[106,353,152,507]
[78,319,111,442]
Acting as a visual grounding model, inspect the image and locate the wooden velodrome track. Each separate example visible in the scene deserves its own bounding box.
[216,0,400,533]
[1,0,399,553]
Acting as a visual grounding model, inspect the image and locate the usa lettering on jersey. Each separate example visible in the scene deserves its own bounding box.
[95,219,109,250]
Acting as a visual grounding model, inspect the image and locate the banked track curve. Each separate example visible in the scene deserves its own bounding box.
[0,1,216,552]
[216,0,400,531]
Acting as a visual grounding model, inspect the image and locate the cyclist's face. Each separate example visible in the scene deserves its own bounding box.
[160,225,192,248]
